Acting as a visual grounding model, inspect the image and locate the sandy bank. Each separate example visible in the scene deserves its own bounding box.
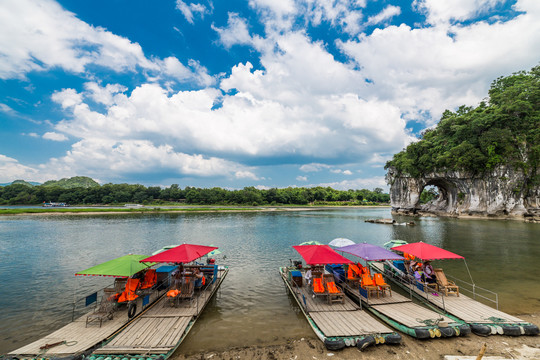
[174,314,540,360]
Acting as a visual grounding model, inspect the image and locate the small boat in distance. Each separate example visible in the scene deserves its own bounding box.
[123,204,144,208]
[42,201,69,207]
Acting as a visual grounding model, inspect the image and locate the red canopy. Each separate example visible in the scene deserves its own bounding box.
[293,245,353,265]
[391,242,464,261]
[141,244,218,263]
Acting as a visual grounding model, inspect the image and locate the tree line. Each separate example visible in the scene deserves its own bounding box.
[0,183,390,206]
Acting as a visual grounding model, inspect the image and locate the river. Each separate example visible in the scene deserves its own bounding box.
[0,208,539,355]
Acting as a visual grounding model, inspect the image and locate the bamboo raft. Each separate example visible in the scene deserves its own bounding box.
[335,273,470,339]
[279,267,401,351]
[9,288,165,359]
[88,266,228,359]
[371,262,539,337]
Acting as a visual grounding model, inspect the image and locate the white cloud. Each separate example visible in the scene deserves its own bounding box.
[42,139,256,179]
[176,0,209,24]
[300,163,331,172]
[296,175,308,181]
[366,5,401,26]
[158,57,216,86]
[0,154,40,182]
[0,103,15,114]
[212,13,253,48]
[0,0,159,80]
[43,132,68,141]
[339,2,540,124]
[316,176,388,191]
[302,0,365,35]
[415,0,505,25]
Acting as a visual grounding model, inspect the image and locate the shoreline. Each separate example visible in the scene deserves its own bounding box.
[174,314,540,360]
[0,205,390,216]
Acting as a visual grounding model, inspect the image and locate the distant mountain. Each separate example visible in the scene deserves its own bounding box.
[41,176,100,189]
[0,180,40,187]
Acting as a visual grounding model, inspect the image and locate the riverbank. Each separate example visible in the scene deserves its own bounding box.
[0,205,390,216]
[174,315,540,360]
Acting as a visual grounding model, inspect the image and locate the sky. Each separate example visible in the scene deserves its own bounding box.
[0,0,539,190]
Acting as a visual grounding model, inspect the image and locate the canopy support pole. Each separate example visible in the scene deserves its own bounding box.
[463,259,475,298]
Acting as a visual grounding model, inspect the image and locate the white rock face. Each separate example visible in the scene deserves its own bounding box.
[386,166,540,220]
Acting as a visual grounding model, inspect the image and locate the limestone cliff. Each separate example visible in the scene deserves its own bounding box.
[386,166,540,221]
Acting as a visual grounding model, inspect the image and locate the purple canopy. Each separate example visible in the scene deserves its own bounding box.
[338,243,405,261]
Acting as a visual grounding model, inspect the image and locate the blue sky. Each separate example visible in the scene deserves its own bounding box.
[0,0,539,190]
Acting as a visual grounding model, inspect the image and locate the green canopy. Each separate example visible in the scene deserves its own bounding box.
[75,254,154,278]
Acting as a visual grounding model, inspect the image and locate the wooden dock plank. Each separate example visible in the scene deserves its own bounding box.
[409,286,523,323]
[310,311,391,337]
[94,269,227,355]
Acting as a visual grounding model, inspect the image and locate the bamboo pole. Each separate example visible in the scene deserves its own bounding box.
[475,343,487,360]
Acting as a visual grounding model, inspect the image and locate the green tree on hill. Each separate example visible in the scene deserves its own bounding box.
[386,65,540,186]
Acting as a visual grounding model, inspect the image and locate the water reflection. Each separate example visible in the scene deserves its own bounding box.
[0,209,538,355]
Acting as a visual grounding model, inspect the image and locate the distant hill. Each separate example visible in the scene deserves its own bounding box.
[0,180,40,187]
[41,176,100,189]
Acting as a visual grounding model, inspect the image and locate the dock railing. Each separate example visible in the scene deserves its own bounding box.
[446,274,499,310]
[72,283,115,321]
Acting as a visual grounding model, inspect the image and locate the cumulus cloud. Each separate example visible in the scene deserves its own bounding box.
[0,0,159,80]
[212,13,253,48]
[302,0,365,35]
[42,139,257,179]
[339,1,540,124]
[415,0,506,25]
[0,154,39,182]
[43,132,68,141]
[296,175,308,181]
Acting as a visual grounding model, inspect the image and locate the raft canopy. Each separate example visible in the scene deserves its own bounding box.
[391,241,464,261]
[293,245,353,265]
[75,254,154,278]
[141,244,218,263]
[337,242,405,261]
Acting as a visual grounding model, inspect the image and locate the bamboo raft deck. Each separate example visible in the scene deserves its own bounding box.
[9,290,164,358]
[346,286,457,329]
[371,262,524,325]
[279,268,392,340]
[93,267,228,356]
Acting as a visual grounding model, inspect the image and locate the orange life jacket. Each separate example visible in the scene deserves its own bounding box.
[327,281,340,294]
[118,278,140,302]
[313,277,325,293]
[373,273,388,287]
[361,274,375,287]
[167,289,180,297]
[140,269,157,289]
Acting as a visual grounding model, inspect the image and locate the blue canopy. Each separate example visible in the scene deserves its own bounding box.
[337,242,405,261]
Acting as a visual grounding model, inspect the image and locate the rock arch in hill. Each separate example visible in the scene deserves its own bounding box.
[386,166,540,221]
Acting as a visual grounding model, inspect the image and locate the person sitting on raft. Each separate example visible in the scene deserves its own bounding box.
[194,267,205,288]
[422,261,437,284]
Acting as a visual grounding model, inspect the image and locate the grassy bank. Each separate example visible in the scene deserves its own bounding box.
[0,204,390,216]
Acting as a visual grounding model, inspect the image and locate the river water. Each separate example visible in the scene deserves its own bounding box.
[0,208,539,355]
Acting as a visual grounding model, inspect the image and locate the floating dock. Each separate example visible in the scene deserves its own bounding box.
[372,262,539,337]
[279,267,401,351]
[332,272,470,338]
[8,288,165,359]
[89,266,228,359]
